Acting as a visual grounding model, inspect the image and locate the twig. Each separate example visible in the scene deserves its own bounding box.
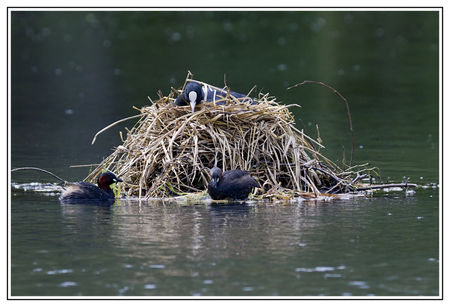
[69,164,100,168]
[312,166,354,193]
[356,183,417,191]
[91,114,144,145]
[312,166,342,185]
[287,80,354,166]
[11,167,67,184]
[352,173,368,184]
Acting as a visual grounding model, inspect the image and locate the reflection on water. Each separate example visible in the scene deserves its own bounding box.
[11,190,439,296]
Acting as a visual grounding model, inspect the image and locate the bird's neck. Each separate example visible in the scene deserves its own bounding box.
[98,183,112,191]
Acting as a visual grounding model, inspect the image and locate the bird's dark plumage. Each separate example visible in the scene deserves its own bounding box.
[207,167,259,200]
[174,81,255,112]
[59,171,122,203]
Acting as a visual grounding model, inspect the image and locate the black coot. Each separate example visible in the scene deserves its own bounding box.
[174,81,255,112]
[174,82,204,112]
[207,167,259,200]
[59,171,122,203]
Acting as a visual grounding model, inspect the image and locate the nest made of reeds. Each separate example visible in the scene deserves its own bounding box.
[85,75,376,199]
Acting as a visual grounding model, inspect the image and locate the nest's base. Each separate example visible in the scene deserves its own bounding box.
[114,190,368,205]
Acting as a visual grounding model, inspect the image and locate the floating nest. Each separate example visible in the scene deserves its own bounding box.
[85,74,381,200]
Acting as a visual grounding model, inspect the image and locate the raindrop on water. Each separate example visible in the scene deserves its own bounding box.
[289,23,298,31]
[375,27,385,37]
[223,21,233,32]
[63,34,72,42]
[277,64,287,71]
[41,27,51,37]
[344,14,353,23]
[171,32,181,42]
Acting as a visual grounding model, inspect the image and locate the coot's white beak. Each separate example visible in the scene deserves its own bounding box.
[188,91,197,112]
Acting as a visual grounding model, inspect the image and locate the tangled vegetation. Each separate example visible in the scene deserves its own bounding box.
[85,74,411,200]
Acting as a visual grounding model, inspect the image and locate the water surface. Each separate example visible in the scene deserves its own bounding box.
[11,189,439,296]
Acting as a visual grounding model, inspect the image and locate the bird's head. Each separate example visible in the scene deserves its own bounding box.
[184,82,204,112]
[209,166,223,187]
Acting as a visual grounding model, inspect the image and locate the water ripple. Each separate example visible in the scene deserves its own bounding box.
[149,264,165,269]
[59,281,77,287]
[295,266,335,272]
[349,280,370,289]
[47,269,72,275]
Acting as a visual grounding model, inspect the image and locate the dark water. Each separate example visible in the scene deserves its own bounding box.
[11,190,439,296]
[10,10,440,297]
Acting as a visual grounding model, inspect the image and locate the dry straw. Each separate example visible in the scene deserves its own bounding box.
[85,74,386,199]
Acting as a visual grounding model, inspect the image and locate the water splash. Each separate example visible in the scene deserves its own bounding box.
[12,182,63,194]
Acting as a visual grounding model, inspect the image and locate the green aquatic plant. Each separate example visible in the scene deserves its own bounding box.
[112,182,121,199]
